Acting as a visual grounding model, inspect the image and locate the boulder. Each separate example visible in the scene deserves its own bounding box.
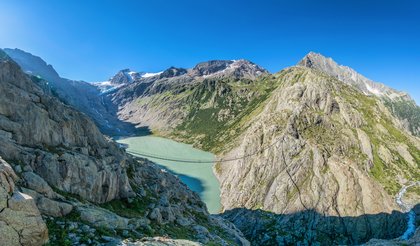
[22,171,55,198]
[78,205,129,230]
[21,188,73,217]
[0,157,48,246]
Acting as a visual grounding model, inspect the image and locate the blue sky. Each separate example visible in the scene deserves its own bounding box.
[0,0,419,103]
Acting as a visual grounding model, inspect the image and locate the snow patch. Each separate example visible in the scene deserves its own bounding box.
[365,83,383,96]
[142,71,163,78]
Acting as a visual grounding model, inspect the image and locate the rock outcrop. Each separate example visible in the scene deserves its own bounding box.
[297,52,409,100]
[0,59,134,203]
[0,157,48,246]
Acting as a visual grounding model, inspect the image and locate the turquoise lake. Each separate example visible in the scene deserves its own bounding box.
[117,136,221,214]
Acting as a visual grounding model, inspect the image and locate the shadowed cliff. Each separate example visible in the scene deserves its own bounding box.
[222,204,420,245]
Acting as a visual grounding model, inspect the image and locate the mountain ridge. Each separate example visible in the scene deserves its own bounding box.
[298,51,414,102]
[2,48,141,136]
[299,51,420,136]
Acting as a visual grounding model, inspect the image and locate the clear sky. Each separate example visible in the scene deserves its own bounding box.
[0,0,419,103]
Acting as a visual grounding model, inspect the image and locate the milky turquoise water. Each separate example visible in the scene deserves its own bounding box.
[117,136,221,214]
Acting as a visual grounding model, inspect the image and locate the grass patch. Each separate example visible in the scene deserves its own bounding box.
[100,197,151,218]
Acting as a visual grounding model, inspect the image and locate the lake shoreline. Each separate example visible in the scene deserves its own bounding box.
[117,135,222,214]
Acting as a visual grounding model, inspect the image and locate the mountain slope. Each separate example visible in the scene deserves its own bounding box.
[3,48,136,135]
[215,66,419,244]
[0,55,248,245]
[110,59,271,150]
[298,52,420,136]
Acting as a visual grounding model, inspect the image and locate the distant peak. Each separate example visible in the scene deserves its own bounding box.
[159,66,187,78]
[192,60,234,76]
[192,59,268,79]
[3,47,61,80]
[119,68,131,73]
[110,69,140,84]
[307,51,321,56]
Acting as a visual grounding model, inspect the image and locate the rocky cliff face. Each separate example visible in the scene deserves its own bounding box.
[0,59,133,203]
[0,56,248,245]
[0,157,48,246]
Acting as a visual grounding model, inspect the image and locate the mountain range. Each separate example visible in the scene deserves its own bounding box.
[0,47,419,245]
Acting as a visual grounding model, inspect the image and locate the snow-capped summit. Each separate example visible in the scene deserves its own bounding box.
[109,69,142,85]
[93,69,163,93]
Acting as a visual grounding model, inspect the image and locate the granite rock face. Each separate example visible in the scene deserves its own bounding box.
[0,60,134,203]
[0,157,48,246]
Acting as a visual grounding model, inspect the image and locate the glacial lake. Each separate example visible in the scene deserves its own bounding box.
[117,136,221,214]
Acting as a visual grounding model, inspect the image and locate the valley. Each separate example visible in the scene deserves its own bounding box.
[117,136,221,214]
[0,47,419,245]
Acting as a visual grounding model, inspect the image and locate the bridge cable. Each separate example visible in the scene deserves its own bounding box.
[126,134,287,163]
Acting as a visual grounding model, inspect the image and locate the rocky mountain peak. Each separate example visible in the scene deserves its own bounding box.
[297,51,413,101]
[297,52,419,136]
[192,59,268,79]
[109,69,141,84]
[159,66,188,79]
[4,48,60,81]
[192,60,234,76]
[298,51,332,68]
